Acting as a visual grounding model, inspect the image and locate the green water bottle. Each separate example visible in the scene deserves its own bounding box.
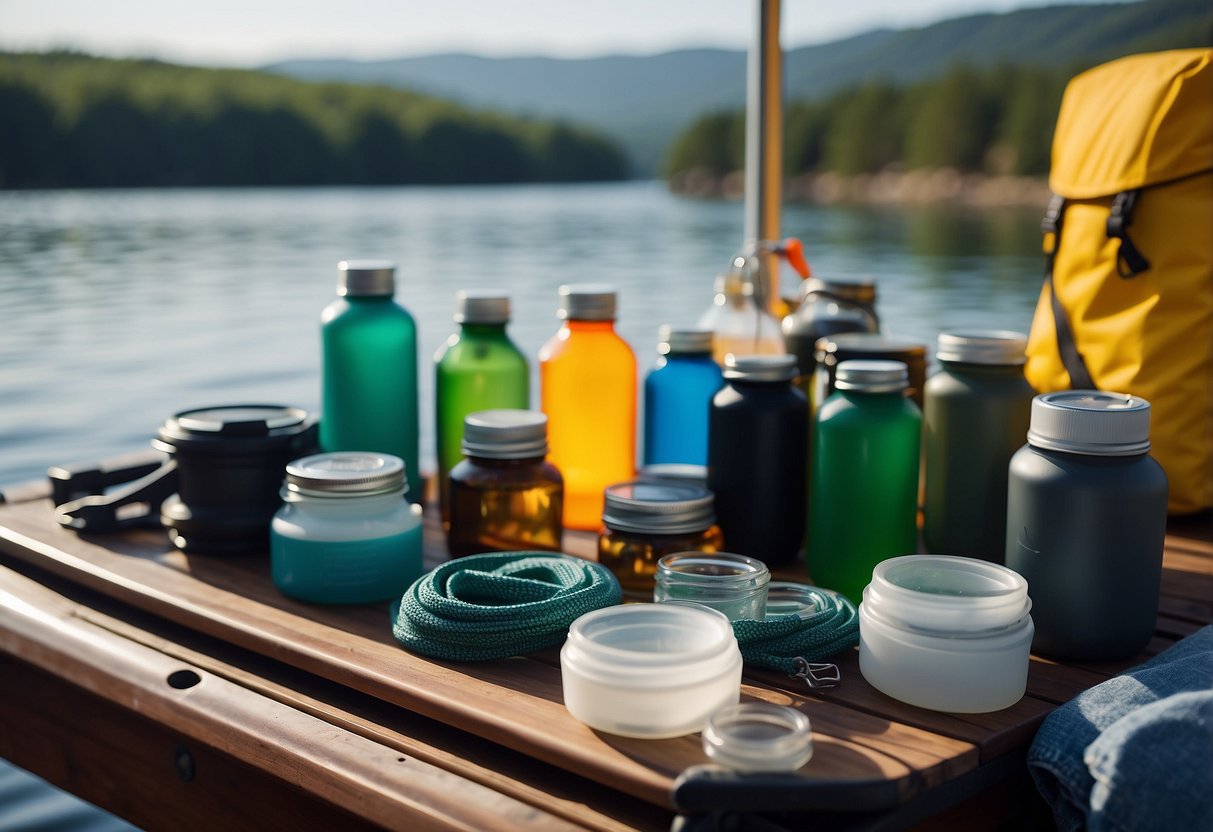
[435,290,530,519]
[320,260,421,501]
[807,359,921,604]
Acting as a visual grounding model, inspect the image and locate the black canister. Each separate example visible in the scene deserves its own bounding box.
[813,333,928,411]
[782,277,879,400]
[155,405,318,553]
[1005,391,1168,661]
[923,331,1035,562]
[707,355,808,566]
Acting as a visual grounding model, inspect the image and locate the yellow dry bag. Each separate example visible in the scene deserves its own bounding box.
[1025,48,1213,514]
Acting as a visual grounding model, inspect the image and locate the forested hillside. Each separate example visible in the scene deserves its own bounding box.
[0,52,627,188]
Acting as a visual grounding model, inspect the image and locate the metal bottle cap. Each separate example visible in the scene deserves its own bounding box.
[723,354,798,382]
[558,284,617,321]
[455,290,510,324]
[462,409,549,459]
[658,326,714,355]
[801,277,876,305]
[338,260,395,297]
[285,452,406,496]
[1027,391,1151,456]
[602,480,716,534]
[834,359,908,393]
[936,331,1028,366]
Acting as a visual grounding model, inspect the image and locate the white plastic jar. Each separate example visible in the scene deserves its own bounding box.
[270,452,423,604]
[858,555,1033,713]
[560,603,742,738]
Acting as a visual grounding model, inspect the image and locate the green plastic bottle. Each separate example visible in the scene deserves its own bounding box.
[320,260,421,501]
[807,359,921,604]
[434,290,530,519]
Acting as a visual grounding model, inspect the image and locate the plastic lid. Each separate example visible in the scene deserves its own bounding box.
[155,404,314,451]
[1027,391,1151,456]
[454,289,510,324]
[558,284,617,321]
[658,325,714,355]
[936,331,1028,365]
[723,354,798,382]
[801,277,876,304]
[462,409,548,459]
[285,452,406,496]
[834,359,908,393]
[337,259,395,297]
[702,702,814,772]
[602,480,716,535]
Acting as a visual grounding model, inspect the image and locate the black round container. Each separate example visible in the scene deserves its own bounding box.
[813,333,928,411]
[154,405,318,554]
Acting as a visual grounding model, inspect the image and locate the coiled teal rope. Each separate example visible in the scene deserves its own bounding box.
[392,551,622,662]
[731,586,859,674]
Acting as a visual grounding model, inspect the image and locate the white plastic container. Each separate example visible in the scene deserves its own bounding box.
[858,555,1034,713]
[560,603,743,738]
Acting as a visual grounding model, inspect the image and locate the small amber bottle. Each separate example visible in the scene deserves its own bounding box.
[447,410,563,557]
[597,480,724,598]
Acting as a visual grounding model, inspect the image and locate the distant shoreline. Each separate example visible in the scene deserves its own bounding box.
[668,167,1052,208]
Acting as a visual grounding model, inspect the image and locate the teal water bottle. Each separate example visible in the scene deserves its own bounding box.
[320,260,421,501]
[807,360,921,604]
[643,326,723,467]
[435,290,530,518]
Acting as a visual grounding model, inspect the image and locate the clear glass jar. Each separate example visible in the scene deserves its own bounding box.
[271,452,423,604]
[597,480,724,598]
[653,551,770,621]
[448,410,563,557]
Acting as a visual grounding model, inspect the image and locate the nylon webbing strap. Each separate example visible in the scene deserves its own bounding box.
[1042,194,1096,390]
[731,586,859,676]
[392,552,622,662]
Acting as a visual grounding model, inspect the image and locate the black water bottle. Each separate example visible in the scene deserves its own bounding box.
[708,355,808,566]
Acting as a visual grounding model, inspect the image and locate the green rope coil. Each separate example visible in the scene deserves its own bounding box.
[392,551,622,662]
[731,586,859,674]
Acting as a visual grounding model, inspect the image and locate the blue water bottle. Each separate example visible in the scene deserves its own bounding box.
[643,326,724,467]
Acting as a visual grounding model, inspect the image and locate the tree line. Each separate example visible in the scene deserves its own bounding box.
[665,63,1078,181]
[0,52,628,188]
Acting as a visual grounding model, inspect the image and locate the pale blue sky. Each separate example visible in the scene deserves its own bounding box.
[1,0,1126,65]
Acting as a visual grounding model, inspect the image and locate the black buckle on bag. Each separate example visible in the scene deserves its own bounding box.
[1107,190,1150,278]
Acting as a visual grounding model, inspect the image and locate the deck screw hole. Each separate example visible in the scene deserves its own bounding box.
[167,669,201,689]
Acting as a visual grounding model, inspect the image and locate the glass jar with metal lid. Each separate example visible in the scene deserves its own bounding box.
[448,409,563,557]
[270,451,423,604]
[597,480,724,598]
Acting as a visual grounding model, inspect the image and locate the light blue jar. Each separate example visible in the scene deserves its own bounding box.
[271,452,423,604]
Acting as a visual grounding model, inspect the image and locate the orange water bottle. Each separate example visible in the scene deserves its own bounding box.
[539,284,637,530]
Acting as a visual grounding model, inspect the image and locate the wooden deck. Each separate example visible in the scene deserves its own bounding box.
[0,474,1209,831]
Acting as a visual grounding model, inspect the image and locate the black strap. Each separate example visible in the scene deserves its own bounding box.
[1042,194,1097,390]
[1107,189,1151,278]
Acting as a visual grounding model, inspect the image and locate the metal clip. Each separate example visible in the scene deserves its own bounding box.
[790,657,841,689]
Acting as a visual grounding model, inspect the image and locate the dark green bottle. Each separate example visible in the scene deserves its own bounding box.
[807,360,921,604]
[434,291,530,519]
[320,260,421,501]
[923,331,1034,562]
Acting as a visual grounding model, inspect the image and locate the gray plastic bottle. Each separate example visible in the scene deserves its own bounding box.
[923,331,1035,562]
[1005,391,1168,662]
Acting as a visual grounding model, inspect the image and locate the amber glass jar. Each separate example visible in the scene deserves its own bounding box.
[448,410,563,557]
[597,480,723,598]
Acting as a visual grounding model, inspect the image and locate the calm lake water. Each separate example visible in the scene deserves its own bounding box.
[0,180,1046,487]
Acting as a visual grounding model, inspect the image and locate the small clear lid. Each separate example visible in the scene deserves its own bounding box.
[602,480,716,534]
[338,259,395,297]
[702,702,814,772]
[455,289,510,324]
[462,410,548,459]
[285,452,406,497]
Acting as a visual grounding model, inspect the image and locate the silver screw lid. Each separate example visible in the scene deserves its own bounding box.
[455,289,510,324]
[462,409,548,459]
[658,325,714,355]
[558,284,617,321]
[835,359,908,393]
[602,480,716,535]
[723,354,798,382]
[285,452,406,496]
[338,259,395,297]
[936,331,1028,366]
[801,277,876,305]
[1027,391,1151,456]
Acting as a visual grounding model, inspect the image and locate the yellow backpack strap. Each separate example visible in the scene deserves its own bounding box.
[1107,189,1151,277]
[1041,194,1096,390]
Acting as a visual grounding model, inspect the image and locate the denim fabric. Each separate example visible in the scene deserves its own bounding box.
[1027,625,1213,831]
